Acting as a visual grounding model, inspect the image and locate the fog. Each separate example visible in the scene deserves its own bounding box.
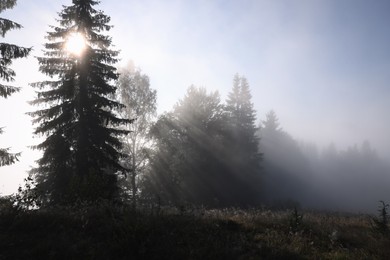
[143,85,390,213]
[259,110,390,213]
[0,0,390,213]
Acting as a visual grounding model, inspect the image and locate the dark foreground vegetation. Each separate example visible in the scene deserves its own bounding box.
[1,200,390,259]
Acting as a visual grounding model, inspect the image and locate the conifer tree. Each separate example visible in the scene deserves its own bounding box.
[225,74,261,167]
[262,110,281,133]
[224,74,262,205]
[259,110,311,205]
[0,0,31,166]
[29,0,130,205]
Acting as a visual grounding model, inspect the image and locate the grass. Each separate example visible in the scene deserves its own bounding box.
[0,201,389,259]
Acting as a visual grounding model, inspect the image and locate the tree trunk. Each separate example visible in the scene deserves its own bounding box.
[131,154,137,211]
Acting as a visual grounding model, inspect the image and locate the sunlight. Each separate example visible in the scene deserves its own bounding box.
[65,32,86,56]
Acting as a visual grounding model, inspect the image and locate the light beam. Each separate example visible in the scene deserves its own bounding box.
[65,32,86,56]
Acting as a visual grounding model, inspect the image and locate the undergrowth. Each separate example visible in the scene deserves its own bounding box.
[0,199,389,259]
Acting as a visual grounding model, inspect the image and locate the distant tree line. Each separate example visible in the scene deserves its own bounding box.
[258,111,390,212]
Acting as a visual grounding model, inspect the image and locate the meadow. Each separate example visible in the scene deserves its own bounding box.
[1,199,389,259]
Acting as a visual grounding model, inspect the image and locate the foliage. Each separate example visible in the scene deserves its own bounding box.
[146,76,262,207]
[14,176,41,209]
[225,75,261,167]
[0,205,389,259]
[289,206,303,233]
[115,63,157,209]
[145,86,229,206]
[28,0,130,206]
[0,0,30,98]
[372,200,389,235]
[259,110,312,206]
[223,74,262,205]
[0,144,20,166]
[261,109,281,133]
[0,0,31,166]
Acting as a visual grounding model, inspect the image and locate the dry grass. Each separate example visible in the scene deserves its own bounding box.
[1,201,389,259]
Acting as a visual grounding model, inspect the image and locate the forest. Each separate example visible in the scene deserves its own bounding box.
[1,0,390,259]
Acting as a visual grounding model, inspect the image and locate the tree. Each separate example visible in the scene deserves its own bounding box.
[261,110,281,133]
[146,86,230,206]
[224,74,262,205]
[259,110,312,207]
[146,82,264,207]
[28,0,130,205]
[116,62,157,209]
[225,74,261,167]
[0,0,31,166]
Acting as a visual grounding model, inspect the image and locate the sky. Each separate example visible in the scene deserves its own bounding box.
[1,0,390,194]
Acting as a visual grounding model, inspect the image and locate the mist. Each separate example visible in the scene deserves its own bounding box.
[143,82,390,214]
[3,1,390,258]
[259,110,390,213]
[0,0,390,213]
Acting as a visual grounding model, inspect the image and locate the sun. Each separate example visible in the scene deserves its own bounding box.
[65,32,86,56]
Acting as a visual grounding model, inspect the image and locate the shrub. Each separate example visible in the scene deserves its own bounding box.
[372,200,389,235]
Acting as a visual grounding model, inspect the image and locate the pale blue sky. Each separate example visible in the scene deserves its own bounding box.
[1,0,390,194]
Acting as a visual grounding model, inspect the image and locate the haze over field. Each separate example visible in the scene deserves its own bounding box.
[0,0,389,212]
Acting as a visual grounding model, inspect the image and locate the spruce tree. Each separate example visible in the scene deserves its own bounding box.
[225,74,261,168]
[259,110,311,206]
[0,0,31,166]
[29,0,130,205]
[224,74,262,205]
[261,110,281,136]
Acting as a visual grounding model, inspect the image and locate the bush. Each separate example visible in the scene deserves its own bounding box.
[372,200,389,235]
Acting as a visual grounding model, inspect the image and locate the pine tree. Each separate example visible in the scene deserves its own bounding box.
[28,0,130,205]
[224,74,262,205]
[0,0,31,166]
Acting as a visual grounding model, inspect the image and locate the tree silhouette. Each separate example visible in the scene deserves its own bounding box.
[262,110,281,133]
[0,0,31,166]
[146,78,263,207]
[259,110,311,207]
[146,86,227,206]
[28,0,130,205]
[224,74,262,205]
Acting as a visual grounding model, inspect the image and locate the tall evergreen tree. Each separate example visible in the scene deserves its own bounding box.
[224,74,262,205]
[225,74,260,162]
[28,0,130,205]
[0,0,31,166]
